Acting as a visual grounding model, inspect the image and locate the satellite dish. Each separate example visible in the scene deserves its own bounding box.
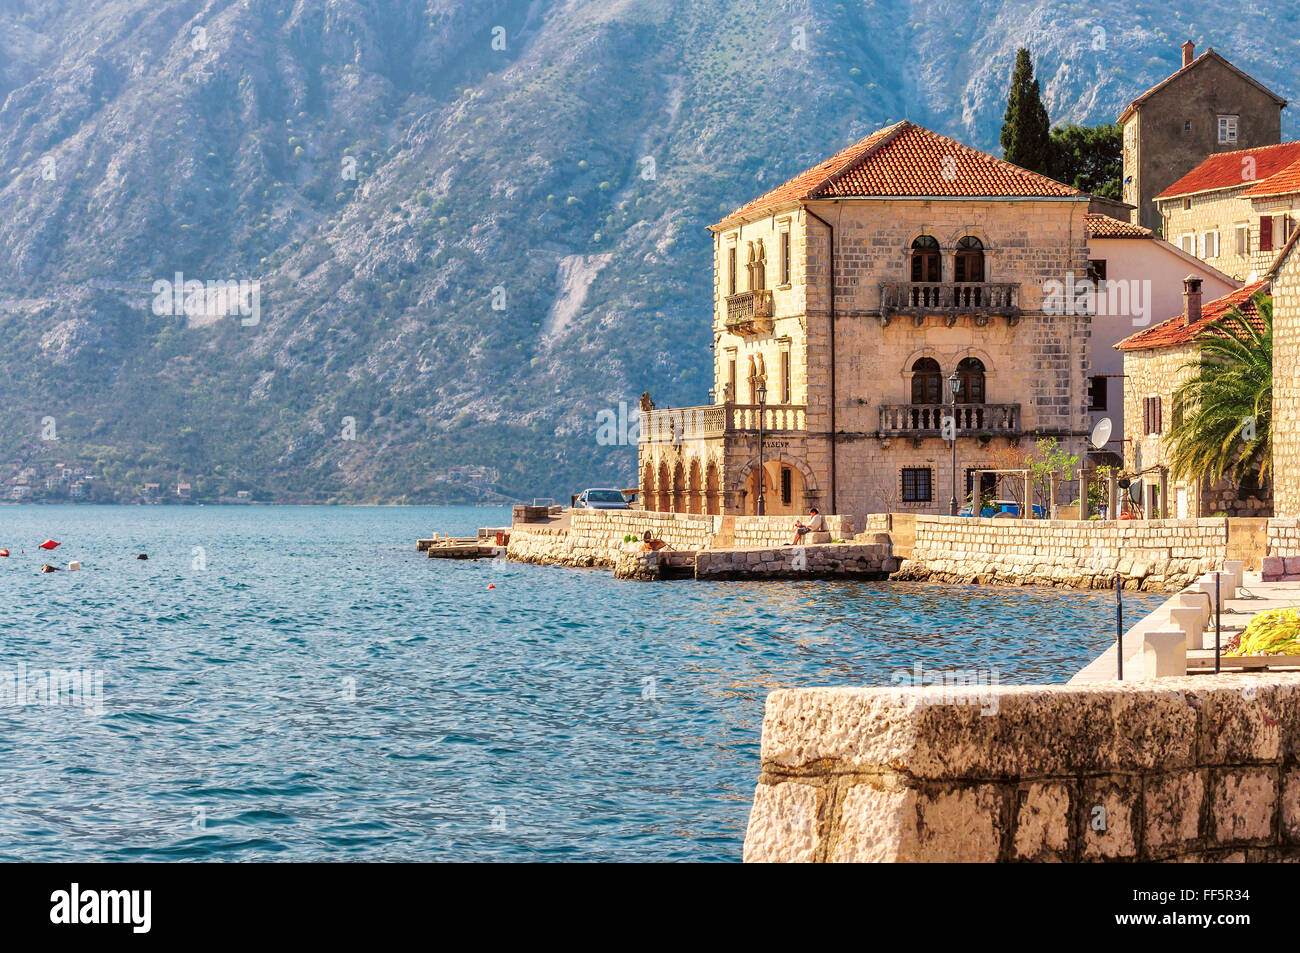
[1090,417,1113,450]
[1128,477,1144,505]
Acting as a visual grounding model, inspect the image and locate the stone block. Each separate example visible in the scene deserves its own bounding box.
[1080,776,1138,860]
[1143,770,1204,858]
[742,781,826,862]
[1210,768,1276,846]
[1013,782,1073,861]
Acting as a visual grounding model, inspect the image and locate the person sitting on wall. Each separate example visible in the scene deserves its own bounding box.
[790,507,826,545]
[641,530,667,552]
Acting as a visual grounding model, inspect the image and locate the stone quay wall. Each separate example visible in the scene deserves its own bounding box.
[695,541,894,581]
[743,676,1300,862]
[507,510,855,571]
[892,515,1230,592]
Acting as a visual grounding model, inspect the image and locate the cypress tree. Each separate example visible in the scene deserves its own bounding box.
[1000,48,1053,176]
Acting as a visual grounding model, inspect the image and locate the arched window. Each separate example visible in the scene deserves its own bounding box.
[954,236,985,283]
[956,357,985,404]
[911,357,942,404]
[910,235,940,282]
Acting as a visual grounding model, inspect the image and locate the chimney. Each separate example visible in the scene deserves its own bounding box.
[1183,275,1203,326]
[1182,40,1195,68]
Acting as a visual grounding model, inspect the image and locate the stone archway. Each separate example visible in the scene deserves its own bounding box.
[671,460,686,513]
[641,460,656,511]
[705,461,721,515]
[656,460,671,513]
[687,458,703,514]
[733,455,819,516]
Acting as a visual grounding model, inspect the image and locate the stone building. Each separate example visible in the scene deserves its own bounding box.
[1120,41,1285,232]
[1116,279,1271,518]
[1155,142,1300,281]
[638,121,1094,529]
[1083,213,1237,462]
[1269,230,1300,516]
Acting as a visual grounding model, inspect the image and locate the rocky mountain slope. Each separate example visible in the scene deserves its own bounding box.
[1,0,1296,502]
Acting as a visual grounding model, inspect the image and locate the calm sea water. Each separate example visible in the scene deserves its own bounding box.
[0,505,1165,862]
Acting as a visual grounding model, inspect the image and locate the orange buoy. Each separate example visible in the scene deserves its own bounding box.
[39,539,60,550]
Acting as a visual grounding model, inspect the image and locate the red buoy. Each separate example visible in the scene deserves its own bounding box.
[0,549,8,557]
[39,539,60,550]
[487,583,495,589]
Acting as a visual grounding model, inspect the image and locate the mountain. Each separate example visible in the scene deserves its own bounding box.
[1,0,1297,503]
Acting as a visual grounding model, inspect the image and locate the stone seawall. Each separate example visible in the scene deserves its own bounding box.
[743,676,1300,862]
[695,541,895,580]
[892,516,1230,592]
[506,511,856,572]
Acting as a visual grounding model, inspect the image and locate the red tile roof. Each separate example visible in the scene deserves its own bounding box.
[1154,142,1300,200]
[1242,157,1300,197]
[1116,280,1268,351]
[1084,213,1154,239]
[1118,50,1286,123]
[712,121,1080,229]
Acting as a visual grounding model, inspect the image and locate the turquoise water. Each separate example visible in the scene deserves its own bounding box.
[0,505,1165,862]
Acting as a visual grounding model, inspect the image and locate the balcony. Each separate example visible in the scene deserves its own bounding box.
[641,403,806,444]
[878,281,1020,325]
[725,289,774,335]
[878,403,1021,437]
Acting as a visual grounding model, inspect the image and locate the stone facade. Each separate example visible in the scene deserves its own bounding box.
[1273,241,1300,516]
[640,160,1094,530]
[1158,183,1297,282]
[1120,44,1285,231]
[743,675,1300,862]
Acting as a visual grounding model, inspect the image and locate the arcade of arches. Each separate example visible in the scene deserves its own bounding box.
[640,456,807,515]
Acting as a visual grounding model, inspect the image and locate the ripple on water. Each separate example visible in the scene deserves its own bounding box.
[0,505,1169,861]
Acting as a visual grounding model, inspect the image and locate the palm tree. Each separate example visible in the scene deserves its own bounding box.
[1166,291,1272,489]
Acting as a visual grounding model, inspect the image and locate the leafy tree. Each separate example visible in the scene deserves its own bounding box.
[1049,123,1122,198]
[1166,293,1273,488]
[1000,48,1052,175]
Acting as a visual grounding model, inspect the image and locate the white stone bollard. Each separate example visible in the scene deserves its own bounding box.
[1143,629,1188,679]
[1176,591,1212,628]
[1167,606,1207,650]
[1222,560,1244,594]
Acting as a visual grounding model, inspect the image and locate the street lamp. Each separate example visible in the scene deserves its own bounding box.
[756,379,768,516]
[948,371,961,516]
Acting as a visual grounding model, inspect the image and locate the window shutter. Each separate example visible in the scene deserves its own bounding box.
[1261,216,1274,252]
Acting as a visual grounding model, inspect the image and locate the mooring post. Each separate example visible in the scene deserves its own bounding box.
[1215,571,1222,675]
[1116,572,1124,680]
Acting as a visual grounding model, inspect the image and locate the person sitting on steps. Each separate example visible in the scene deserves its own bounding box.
[790,507,826,545]
[641,530,667,552]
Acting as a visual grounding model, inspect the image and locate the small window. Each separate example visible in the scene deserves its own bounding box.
[910,357,943,404]
[1086,259,1107,284]
[1089,376,1108,411]
[901,468,933,503]
[1203,232,1219,258]
[1180,234,1195,254]
[1143,396,1163,435]
[780,467,792,506]
[954,236,985,283]
[780,349,791,403]
[910,235,940,283]
[1235,224,1250,255]
[779,230,791,285]
[1218,115,1238,144]
[727,246,737,295]
[1184,121,1192,133]
[1182,198,1191,211]
[727,359,737,400]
